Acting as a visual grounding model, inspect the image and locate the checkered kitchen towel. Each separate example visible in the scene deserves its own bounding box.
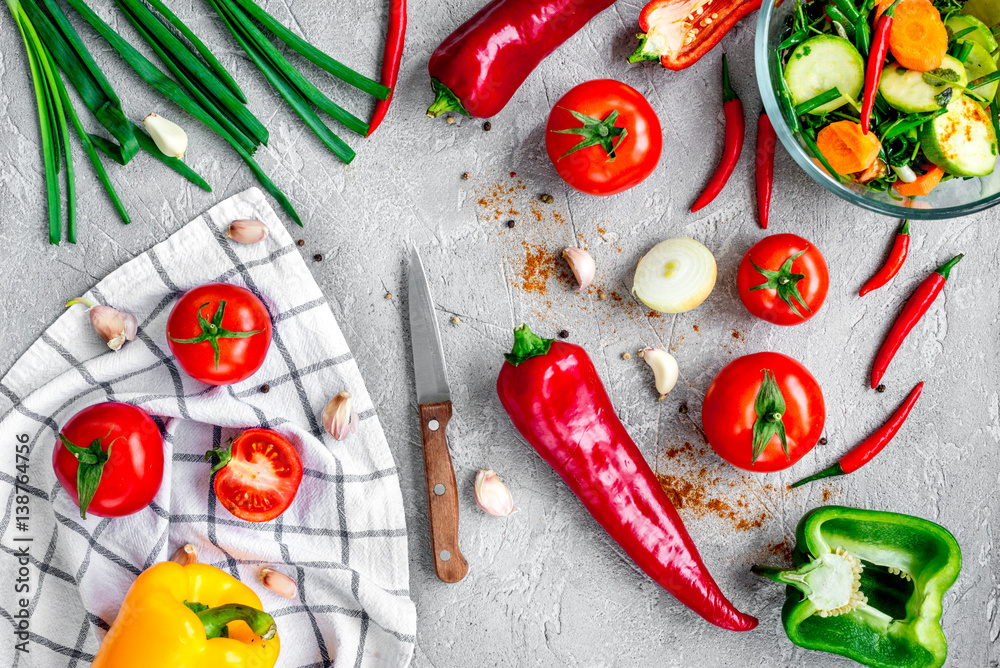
[0,188,416,667]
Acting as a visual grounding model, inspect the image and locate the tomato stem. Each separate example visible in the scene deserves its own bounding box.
[551,107,628,160]
[205,438,234,473]
[58,428,120,518]
[748,248,812,319]
[751,370,788,463]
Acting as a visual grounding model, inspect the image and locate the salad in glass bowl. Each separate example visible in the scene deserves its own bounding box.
[770,0,999,201]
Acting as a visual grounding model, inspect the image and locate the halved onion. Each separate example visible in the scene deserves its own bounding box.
[632,237,717,313]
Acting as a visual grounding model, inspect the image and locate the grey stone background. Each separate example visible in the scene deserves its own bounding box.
[1,0,998,665]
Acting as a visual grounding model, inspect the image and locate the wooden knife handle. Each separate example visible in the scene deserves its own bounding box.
[418,401,469,583]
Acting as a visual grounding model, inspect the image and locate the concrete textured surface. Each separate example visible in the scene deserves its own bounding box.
[1,0,998,665]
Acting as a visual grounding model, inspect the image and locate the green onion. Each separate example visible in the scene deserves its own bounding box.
[142,0,247,104]
[951,40,974,62]
[881,108,947,139]
[969,71,1000,90]
[949,26,979,42]
[208,0,355,163]
[90,126,212,193]
[228,0,389,100]
[112,0,268,148]
[216,0,369,136]
[795,87,841,114]
[63,0,301,225]
[826,5,856,39]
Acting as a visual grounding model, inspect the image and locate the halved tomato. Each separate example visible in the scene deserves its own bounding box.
[207,428,303,522]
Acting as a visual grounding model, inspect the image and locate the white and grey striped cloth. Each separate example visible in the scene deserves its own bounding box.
[0,188,416,667]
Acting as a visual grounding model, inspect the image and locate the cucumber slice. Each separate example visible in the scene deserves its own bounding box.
[785,35,865,114]
[921,95,998,176]
[879,56,968,113]
[960,0,1000,34]
[962,41,999,101]
[945,14,998,52]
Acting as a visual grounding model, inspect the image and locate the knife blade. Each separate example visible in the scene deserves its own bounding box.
[408,244,469,583]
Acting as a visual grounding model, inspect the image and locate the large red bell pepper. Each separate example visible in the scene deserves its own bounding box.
[427,0,617,119]
[496,324,758,632]
[628,0,762,71]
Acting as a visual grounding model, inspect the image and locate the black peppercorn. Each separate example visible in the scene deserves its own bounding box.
[483,121,492,131]
[506,220,515,228]
[260,384,270,393]
[876,384,886,393]
[819,437,828,445]
[313,254,323,262]
[558,329,569,339]
[679,404,688,414]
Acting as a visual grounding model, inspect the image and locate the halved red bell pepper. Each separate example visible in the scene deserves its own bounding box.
[628,0,763,71]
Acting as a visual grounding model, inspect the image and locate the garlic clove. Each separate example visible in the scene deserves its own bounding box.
[323,391,358,441]
[474,469,519,517]
[68,298,139,351]
[260,567,298,599]
[227,219,269,244]
[638,347,679,400]
[143,112,188,159]
[562,247,596,292]
[169,543,198,565]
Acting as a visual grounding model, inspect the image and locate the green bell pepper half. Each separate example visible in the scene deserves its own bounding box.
[753,505,961,668]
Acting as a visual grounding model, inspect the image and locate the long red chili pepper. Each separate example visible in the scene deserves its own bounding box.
[791,381,923,487]
[756,112,776,229]
[871,254,963,388]
[496,324,758,632]
[860,219,910,296]
[367,0,407,136]
[691,55,745,213]
[427,0,616,119]
[861,0,902,134]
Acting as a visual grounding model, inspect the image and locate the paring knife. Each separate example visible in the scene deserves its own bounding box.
[407,244,469,583]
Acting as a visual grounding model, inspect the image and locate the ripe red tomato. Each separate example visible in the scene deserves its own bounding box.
[737,234,829,326]
[208,428,303,522]
[53,402,164,518]
[545,80,662,195]
[702,352,825,472]
[166,282,272,385]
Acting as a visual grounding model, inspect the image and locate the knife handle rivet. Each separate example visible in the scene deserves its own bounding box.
[428,419,440,431]
[433,484,446,496]
[440,550,451,562]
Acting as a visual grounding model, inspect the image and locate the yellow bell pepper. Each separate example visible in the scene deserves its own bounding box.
[92,561,280,668]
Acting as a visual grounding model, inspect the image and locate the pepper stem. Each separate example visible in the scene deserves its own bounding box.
[721,54,738,103]
[504,324,554,366]
[934,254,963,280]
[195,603,277,641]
[898,219,910,236]
[627,33,661,63]
[790,462,846,488]
[426,78,470,118]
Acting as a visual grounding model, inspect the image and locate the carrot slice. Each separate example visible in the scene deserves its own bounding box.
[816,121,882,174]
[893,165,944,196]
[889,0,948,72]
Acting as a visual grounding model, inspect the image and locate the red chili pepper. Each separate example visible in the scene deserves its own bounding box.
[861,0,902,134]
[496,324,759,632]
[756,112,776,229]
[426,0,616,119]
[871,254,963,388]
[691,55,745,213]
[367,0,407,136]
[860,219,910,296]
[792,381,923,487]
[628,0,762,70]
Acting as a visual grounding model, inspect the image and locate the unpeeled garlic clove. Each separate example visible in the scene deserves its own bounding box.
[323,391,357,441]
[143,112,188,159]
[638,347,679,400]
[67,297,138,351]
[474,469,518,517]
[260,567,298,599]
[562,247,595,292]
[227,219,269,244]
[169,543,198,565]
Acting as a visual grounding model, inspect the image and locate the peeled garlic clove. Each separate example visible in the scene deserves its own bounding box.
[638,347,679,400]
[562,247,595,292]
[169,543,198,565]
[227,219,269,244]
[260,567,298,599]
[323,391,358,441]
[474,469,518,517]
[143,112,188,159]
[68,298,138,351]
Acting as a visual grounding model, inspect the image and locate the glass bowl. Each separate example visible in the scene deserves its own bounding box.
[755,0,1000,219]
